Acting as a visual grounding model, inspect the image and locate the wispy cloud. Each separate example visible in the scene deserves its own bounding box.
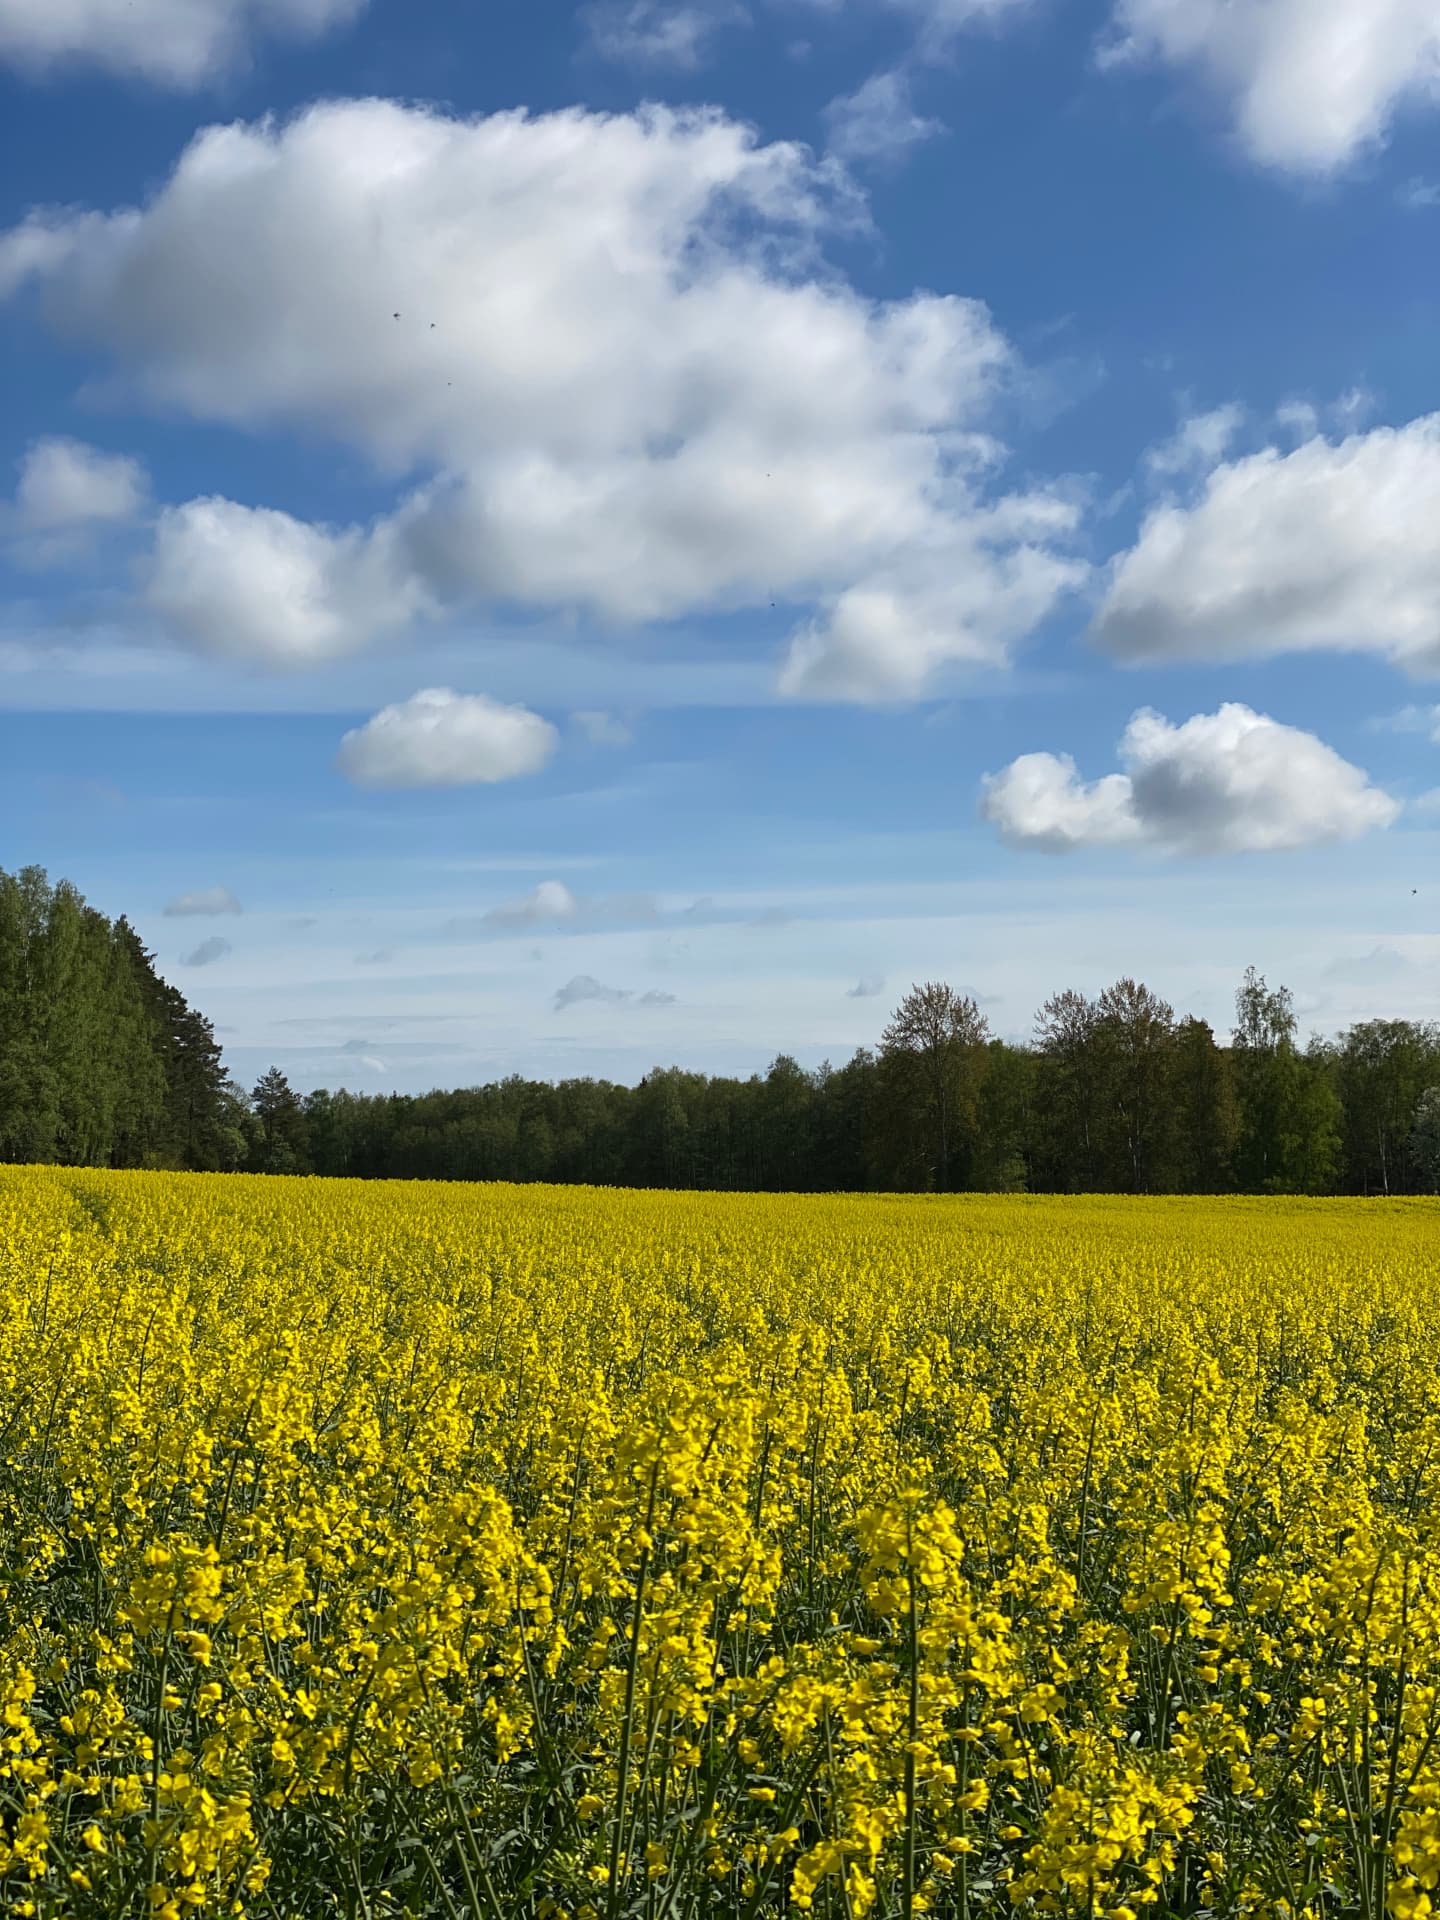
[554,975,677,1011]
[183,936,231,967]
[1145,404,1244,478]
[572,709,634,748]
[470,881,659,934]
[165,885,242,917]
[847,974,886,998]
[481,880,579,928]
[824,69,943,168]
[1374,704,1440,742]
[581,0,748,68]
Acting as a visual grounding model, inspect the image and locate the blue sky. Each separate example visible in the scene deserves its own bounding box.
[3,0,1439,1092]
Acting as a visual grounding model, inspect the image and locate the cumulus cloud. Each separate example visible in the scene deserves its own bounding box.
[15,437,147,535]
[981,704,1400,855]
[1102,0,1440,175]
[554,974,675,1010]
[0,217,78,299]
[982,754,1140,853]
[847,974,886,997]
[146,498,424,666]
[824,69,943,166]
[164,885,242,916]
[0,98,1082,699]
[780,511,1087,700]
[1096,418,1440,675]
[183,935,232,966]
[335,688,557,789]
[0,0,366,85]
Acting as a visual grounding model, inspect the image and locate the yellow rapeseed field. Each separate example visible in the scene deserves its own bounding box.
[2,1169,1439,1920]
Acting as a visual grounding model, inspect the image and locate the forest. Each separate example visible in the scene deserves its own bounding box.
[3,863,1438,1196]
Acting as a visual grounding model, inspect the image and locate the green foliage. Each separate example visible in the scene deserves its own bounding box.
[251,1066,312,1175]
[0,868,232,1172]
[1409,1086,1440,1194]
[877,982,991,1191]
[1328,1019,1440,1195]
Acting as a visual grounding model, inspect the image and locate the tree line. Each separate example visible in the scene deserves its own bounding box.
[4,865,1439,1195]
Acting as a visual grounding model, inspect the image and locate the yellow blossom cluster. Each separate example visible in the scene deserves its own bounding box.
[2,1168,1439,1918]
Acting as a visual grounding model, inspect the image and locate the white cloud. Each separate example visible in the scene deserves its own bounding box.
[1274,399,1319,441]
[335,687,558,789]
[1379,703,1440,741]
[484,881,582,928]
[982,704,1400,855]
[477,881,663,931]
[981,752,1140,853]
[146,498,424,666]
[1145,404,1244,478]
[824,69,943,166]
[0,0,366,85]
[885,0,1038,53]
[1096,417,1440,675]
[0,216,83,299]
[582,0,747,65]
[1332,386,1377,431]
[1400,176,1440,207]
[183,935,232,966]
[781,495,1086,699]
[572,709,634,748]
[164,886,243,916]
[586,0,1025,69]
[1103,0,1440,175]
[554,974,676,1010]
[1,98,1081,700]
[15,437,147,533]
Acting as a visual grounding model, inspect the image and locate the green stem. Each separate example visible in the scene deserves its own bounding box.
[609,1456,661,1920]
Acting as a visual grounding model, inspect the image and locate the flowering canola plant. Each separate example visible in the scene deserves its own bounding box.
[1,1169,1439,1920]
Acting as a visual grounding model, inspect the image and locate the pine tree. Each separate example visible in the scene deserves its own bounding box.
[251,1067,311,1174]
